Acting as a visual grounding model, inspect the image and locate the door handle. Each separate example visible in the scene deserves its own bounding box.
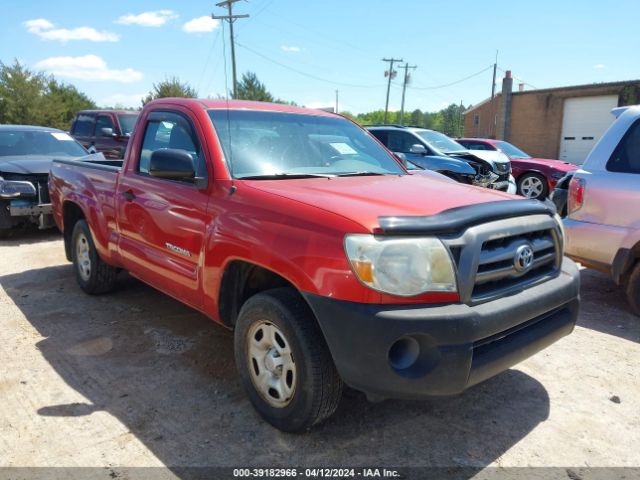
[122,190,136,201]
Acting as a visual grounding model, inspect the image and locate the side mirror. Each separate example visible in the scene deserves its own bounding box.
[149,149,195,180]
[100,127,115,137]
[409,144,427,155]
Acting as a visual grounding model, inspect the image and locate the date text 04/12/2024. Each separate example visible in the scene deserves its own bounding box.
[232,468,400,478]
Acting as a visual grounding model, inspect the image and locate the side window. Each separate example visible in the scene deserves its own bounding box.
[387,132,419,153]
[95,115,115,136]
[138,112,206,180]
[607,119,640,174]
[72,114,95,136]
[465,141,492,151]
[370,130,388,145]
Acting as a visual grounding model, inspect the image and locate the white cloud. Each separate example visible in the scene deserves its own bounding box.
[182,16,220,33]
[35,55,143,83]
[117,10,178,27]
[24,18,119,42]
[281,45,301,53]
[100,93,146,108]
[593,64,606,70]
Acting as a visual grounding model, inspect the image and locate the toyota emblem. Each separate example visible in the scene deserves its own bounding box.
[514,244,534,272]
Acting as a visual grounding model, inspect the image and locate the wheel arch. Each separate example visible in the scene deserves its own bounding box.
[218,260,308,328]
[62,201,87,261]
[612,241,640,285]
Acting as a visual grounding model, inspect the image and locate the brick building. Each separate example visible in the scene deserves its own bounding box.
[463,73,640,164]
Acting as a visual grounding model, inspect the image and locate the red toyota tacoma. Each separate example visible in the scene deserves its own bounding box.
[49,98,580,432]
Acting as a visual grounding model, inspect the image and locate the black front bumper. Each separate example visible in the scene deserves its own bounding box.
[303,258,580,400]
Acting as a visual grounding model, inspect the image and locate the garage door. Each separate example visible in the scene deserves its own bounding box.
[559,95,618,165]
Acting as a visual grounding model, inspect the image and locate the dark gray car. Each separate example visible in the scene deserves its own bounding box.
[367,125,516,192]
[0,125,97,233]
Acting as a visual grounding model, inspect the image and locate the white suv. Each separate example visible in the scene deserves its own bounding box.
[564,105,640,315]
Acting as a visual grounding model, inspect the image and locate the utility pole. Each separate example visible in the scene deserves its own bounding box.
[212,0,249,99]
[382,57,402,124]
[398,63,417,125]
[458,99,464,137]
[335,90,339,114]
[489,50,498,137]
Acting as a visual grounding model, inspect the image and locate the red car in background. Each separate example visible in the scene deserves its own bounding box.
[456,138,577,200]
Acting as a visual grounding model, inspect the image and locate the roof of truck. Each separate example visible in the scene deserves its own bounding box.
[146,98,338,117]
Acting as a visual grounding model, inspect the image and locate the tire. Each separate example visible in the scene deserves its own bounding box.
[517,173,549,200]
[625,262,640,317]
[234,287,343,432]
[71,220,117,294]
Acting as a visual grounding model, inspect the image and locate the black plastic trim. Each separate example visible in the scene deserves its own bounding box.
[378,199,557,235]
[52,158,123,172]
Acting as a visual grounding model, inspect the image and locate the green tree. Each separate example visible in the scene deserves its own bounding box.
[41,79,96,130]
[143,77,197,105]
[0,60,95,130]
[235,72,274,102]
[410,109,424,127]
[0,60,47,126]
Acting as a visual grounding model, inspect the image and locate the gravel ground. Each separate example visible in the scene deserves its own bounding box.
[0,231,638,478]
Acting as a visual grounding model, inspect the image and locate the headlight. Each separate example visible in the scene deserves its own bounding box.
[0,177,37,199]
[344,234,457,296]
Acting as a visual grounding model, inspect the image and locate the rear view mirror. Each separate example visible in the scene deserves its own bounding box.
[409,144,427,155]
[100,127,114,137]
[149,149,195,180]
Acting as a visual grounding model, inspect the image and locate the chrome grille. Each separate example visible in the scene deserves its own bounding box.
[441,214,562,305]
[473,229,558,300]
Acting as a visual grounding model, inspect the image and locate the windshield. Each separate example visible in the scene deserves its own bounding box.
[415,130,465,153]
[495,141,531,159]
[0,130,88,158]
[208,109,405,178]
[118,114,138,135]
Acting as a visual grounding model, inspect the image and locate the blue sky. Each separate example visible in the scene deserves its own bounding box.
[1,0,638,113]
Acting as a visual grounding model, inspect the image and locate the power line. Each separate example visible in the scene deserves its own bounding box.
[496,66,538,90]
[196,28,222,94]
[235,41,384,88]
[212,0,249,98]
[408,66,493,90]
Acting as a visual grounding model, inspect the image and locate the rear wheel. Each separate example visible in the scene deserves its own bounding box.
[625,262,640,316]
[517,173,549,200]
[71,220,117,294]
[234,288,343,432]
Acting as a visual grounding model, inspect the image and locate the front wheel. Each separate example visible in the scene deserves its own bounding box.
[234,288,343,432]
[625,262,640,316]
[517,173,548,200]
[71,220,117,294]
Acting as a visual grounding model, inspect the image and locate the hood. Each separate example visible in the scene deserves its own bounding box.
[244,174,514,232]
[526,158,578,172]
[448,149,510,166]
[0,153,105,175]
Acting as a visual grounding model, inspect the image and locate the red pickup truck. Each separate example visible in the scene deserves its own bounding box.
[49,98,580,432]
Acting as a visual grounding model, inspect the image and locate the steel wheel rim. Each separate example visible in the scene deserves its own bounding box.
[246,320,297,408]
[76,233,91,282]
[521,176,544,198]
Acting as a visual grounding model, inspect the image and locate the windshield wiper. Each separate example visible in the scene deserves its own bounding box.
[237,173,336,180]
[335,171,390,177]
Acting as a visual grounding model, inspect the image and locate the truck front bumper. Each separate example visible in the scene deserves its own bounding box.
[303,258,580,400]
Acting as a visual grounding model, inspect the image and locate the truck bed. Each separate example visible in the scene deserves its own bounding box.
[52,157,124,172]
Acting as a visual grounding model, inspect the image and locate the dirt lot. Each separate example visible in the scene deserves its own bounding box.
[0,231,638,477]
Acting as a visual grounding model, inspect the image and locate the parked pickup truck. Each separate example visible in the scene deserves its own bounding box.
[564,105,640,315]
[50,98,580,432]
